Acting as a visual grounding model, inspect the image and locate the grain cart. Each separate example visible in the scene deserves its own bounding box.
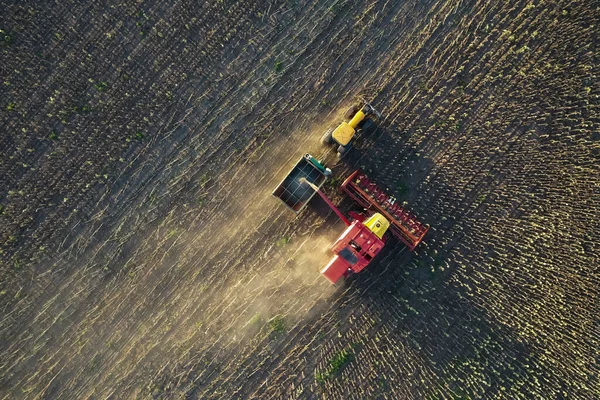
[321,103,381,158]
[272,154,332,213]
[273,157,428,284]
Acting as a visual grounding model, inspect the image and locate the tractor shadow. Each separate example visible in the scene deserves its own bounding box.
[344,122,433,202]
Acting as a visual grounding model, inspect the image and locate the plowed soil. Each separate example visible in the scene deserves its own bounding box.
[1,0,598,398]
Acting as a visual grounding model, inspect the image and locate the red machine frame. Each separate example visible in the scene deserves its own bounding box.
[341,170,429,251]
[320,221,386,284]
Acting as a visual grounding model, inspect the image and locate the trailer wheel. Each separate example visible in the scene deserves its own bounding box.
[320,127,334,145]
[344,105,360,120]
[337,143,352,159]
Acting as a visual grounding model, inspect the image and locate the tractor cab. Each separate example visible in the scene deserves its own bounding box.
[320,213,389,284]
[359,213,389,239]
[321,103,381,158]
[331,106,373,145]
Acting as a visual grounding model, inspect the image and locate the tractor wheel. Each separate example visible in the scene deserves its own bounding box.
[337,143,352,159]
[360,118,374,132]
[320,127,334,145]
[344,105,360,120]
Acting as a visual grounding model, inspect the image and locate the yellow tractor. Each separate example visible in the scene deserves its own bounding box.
[321,103,381,158]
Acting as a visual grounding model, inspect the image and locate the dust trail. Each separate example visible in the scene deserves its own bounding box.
[89,111,358,394]
[0,92,357,399]
[204,230,340,341]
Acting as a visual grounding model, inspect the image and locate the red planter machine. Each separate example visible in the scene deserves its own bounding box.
[340,170,429,252]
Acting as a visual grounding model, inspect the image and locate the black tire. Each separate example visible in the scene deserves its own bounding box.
[337,143,352,159]
[344,105,360,120]
[320,127,334,145]
[360,118,373,132]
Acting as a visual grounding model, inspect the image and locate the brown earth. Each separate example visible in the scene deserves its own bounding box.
[0,0,598,398]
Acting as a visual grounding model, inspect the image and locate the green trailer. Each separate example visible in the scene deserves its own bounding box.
[272,154,331,213]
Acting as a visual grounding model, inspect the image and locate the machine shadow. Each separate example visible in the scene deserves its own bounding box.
[309,125,544,397]
[339,244,540,397]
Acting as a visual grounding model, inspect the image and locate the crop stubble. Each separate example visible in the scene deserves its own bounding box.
[0,0,598,399]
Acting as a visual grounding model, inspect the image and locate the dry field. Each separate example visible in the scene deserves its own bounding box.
[0,0,598,398]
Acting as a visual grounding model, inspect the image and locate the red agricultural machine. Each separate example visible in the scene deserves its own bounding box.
[273,154,428,284]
